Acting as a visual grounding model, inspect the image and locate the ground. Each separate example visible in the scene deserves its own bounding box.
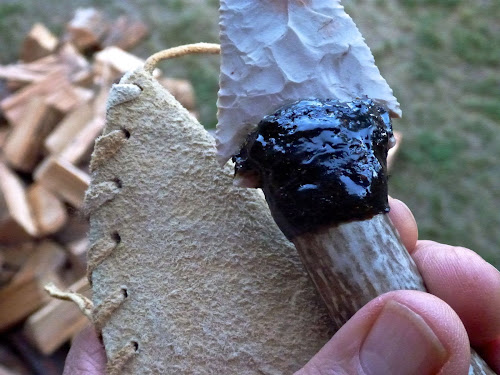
[0,0,498,267]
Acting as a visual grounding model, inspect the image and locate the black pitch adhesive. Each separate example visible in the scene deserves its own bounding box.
[234,98,394,239]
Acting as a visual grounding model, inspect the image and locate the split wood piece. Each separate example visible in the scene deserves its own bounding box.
[0,240,66,331]
[11,240,66,285]
[64,237,89,277]
[20,23,59,63]
[92,72,114,120]
[24,277,90,355]
[3,97,61,172]
[94,47,159,79]
[102,16,148,51]
[0,161,38,242]
[27,184,67,236]
[57,42,90,79]
[0,243,35,271]
[21,54,60,71]
[59,118,105,165]
[71,69,94,87]
[0,55,61,88]
[1,66,92,124]
[44,102,94,155]
[67,237,89,259]
[0,243,35,287]
[159,78,195,111]
[45,84,94,115]
[0,67,43,91]
[66,8,108,51]
[0,70,66,126]
[58,266,85,288]
[0,43,90,89]
[53,210,90,248]
[34,157,90,208]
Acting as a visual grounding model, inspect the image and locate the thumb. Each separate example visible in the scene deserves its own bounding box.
[64,325,107,375]
[296,291,470,375]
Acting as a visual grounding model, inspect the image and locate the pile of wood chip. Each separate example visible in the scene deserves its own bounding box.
[0,8,196,374]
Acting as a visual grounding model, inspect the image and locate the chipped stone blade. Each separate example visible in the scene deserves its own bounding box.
[216,0,401,166]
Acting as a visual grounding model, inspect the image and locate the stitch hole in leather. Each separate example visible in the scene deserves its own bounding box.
[111,231,121,244]
[132,341,139,352]
[121,128,131,139]
[113,177,123,189]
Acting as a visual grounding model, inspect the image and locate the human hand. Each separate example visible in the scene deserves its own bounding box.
[64,198,500,375]
[296,198,500,375]
[63,325,106,375]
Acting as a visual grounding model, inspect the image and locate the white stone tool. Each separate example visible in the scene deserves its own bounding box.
[216,0,401,166]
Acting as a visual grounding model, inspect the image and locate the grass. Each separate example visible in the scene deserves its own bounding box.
[345,0,500,267]
[399,0,461,8]
[463,98,500,123]
[0,0,498,267]
[0,3,27,61]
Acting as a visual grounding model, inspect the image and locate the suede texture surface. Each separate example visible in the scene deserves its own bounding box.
[86,68,332,374]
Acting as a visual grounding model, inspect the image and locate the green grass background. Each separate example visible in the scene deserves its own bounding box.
[0,0,498,267]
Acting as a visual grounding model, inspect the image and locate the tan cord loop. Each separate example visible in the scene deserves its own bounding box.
[44,283,94,320]
[87,239,118,285]
[46,283,135,373]
[93,287,128,332]
[83,82,138,373]
[89,129,129,173]
[44,283,127,333]
[144,43,220,74]
[106,341,138,375]
[84,181,121,220]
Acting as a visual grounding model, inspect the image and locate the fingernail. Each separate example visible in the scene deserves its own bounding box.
[360,301,448,375]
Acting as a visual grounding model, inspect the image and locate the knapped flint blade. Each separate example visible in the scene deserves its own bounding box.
[216,0,401,166]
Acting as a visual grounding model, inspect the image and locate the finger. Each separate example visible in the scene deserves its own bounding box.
[478,337,500,372]
[388,197,418,254]
[63,325,107,375]
[412,240,500,372]
[295,290,470,375]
